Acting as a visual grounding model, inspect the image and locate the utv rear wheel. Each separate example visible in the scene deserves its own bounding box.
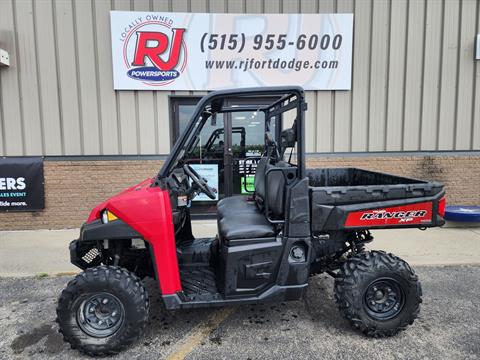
[334,251,422,337]
[56,266,149,356]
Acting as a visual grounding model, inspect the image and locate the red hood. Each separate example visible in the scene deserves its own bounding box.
[86,178,155,223]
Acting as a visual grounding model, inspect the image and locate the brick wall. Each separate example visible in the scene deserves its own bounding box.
[0,160,164,231]
[0,154,478,230]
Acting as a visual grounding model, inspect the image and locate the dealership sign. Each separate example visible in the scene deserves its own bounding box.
[110,11,353,90]
[0,157,44,211]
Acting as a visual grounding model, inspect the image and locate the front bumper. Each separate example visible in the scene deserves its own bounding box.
[70,219,143,270]
[69,238,101,270]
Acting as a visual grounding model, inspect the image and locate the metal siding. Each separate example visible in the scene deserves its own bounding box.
[53,0,83,155]
[474,0,480,150]
[246,0,262,13]
[0,72,3,154]
[420,0,443,151]
[300,0,317,13]
[350,0,371,151]
[191,0,208,12]
[210,0,227,12]
[438,0,460,150]
[172,0,189,12]
[93,0,120,155]
[74,0,101,155]
[316,0,335,152]
[301,0,318,153]
[403,0,425,151]
[0,0,478,156]
[1,0,24,156]
[455,0,477,150]
[33,0,62,155]
[282,0,299,13]
[264,0,281,13]
[386,0,408,151]
[304,91,316,152]
[368,0,389,151]
[113,0,138,155]
[334,0,354,152]
[14,0,43,155]
[316,88,333,152]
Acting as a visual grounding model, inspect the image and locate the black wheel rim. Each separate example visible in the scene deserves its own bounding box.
[364,278,405,321]
[77,292,125,338]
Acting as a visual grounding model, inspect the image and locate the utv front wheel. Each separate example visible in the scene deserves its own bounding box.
[334,251,422,337]
[56,266,149,356]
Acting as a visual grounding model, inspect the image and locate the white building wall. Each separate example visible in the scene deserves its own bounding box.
[0,0,479,156]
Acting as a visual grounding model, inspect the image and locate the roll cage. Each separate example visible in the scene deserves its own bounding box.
[157,86,307,182]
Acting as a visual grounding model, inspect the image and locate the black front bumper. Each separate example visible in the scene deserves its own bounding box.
[69,238,101,270]
[70,219,143,270]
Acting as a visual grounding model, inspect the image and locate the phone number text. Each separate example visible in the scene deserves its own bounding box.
[200,33,343,53]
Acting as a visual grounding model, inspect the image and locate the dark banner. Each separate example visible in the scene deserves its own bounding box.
[0,157,44,211]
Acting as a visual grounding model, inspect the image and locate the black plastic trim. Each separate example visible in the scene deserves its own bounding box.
[162,283,307,309]
[79,219,142,241]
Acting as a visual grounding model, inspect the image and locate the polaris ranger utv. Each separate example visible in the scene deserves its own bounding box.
[57,87,446,355]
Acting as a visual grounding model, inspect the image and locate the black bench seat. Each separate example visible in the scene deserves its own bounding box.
[215,157,292,245]
[217,195,255,213]
[218,208,275,242]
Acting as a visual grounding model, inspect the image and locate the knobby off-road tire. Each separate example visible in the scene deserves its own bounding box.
[56,266,149,356]
[334,251,422,337]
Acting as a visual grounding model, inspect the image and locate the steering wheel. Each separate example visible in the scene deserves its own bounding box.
[183,164,217,200]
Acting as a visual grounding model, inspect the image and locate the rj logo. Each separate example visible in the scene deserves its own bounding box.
[132,29,186,71]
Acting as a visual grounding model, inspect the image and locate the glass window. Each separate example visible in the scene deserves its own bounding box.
[178,104,197,138]
[187,114,225,163]
[231,111,265,157]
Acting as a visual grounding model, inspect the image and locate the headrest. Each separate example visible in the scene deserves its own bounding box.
[281,128,296,149]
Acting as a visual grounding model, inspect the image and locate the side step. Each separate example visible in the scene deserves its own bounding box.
[179,265,223,302]
[163,282,308,309]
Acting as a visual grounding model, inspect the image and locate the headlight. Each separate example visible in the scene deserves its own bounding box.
[101,210,118,224]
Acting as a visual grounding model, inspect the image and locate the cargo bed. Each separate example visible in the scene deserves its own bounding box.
[306,168,445,231]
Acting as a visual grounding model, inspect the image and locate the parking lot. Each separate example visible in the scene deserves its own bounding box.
[1,265,479,360]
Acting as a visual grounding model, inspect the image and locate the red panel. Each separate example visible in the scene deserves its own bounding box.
[438,197,446,218]
[86,178,154,223]
[87,178,182,295]
[345,202,433,227]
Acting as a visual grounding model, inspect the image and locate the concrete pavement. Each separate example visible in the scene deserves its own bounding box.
[0,221,479,277]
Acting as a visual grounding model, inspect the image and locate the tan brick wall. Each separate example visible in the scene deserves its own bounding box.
[0,154,478,230]
[0,160,164,231]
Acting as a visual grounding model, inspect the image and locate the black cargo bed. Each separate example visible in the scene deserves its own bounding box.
[307,168,443,205]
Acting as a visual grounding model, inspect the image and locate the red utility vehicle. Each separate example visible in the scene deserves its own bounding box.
[57,87,445,355]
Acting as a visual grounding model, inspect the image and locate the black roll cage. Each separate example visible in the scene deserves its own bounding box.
[157,86,306,180]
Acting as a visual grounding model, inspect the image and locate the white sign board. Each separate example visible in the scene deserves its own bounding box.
[190,164,219,201]
[110,11,353,90]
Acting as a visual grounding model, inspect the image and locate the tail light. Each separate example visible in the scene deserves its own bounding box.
[438,197,446,217]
